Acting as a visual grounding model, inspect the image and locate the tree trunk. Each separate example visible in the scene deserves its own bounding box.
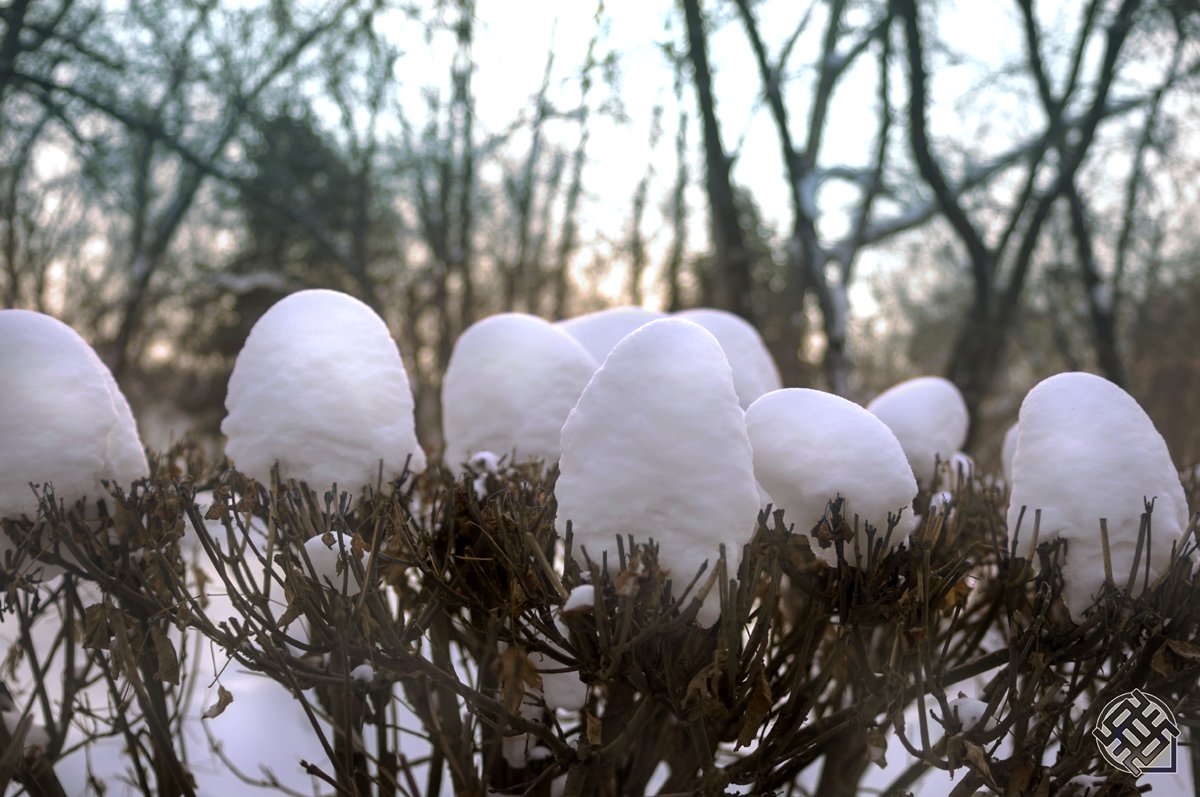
[682,0,754,325]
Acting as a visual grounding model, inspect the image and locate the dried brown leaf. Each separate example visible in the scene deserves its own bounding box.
[82,604,111,650]
[586,712,602,746]
[202,685,234,719]
[866,727,888,769]
[737,670,772,749]
[151,625,180,685]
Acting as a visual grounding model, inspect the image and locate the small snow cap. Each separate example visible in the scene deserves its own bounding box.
[556,306,665,364]
[867,376,969,488]
[676,308,782,408]
[555,318,759,626]
[442,313,597,470]
[746,389,918,567]
[221,289,425,490]
[0,309,148,519]
[1007,372,1189,621]
[302,532,365,596]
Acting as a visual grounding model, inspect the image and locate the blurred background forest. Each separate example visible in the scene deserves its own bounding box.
[2,0,1199,469]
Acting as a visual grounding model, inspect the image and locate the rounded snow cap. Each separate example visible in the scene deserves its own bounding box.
[867,376,969,487]
[675,308,781,408]
[0,309,148,519]
[302,532,365,595]
[556,306,664,364]
[442,313,597,470]
[746,389,917,567]
[1007,372,1189,621]
[221,289,425,489]
[555,318,760,626]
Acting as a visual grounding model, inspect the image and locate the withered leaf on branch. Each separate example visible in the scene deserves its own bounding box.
[498,646,541,716]
[685,650,728,717]
[1152,638,1200,677]
[737,670,772,748]
[82,604,112,650]
[202,685,234,719]
[150,625,180,685]
[586,712,602,746]
[962,740,999,790]
[866,728,888,769]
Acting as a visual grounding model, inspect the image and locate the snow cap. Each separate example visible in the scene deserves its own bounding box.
[302,532,365,596]
[442,313,597,470]
[746,389,917,567]
[556,306,664,364]
[867,376,969,487]
[1000,422,1019,482]
[1007,372,1189,621]
[555,318,760,626]
[0,309,148,519]
[676,308,781,408]
[221,289,425,489]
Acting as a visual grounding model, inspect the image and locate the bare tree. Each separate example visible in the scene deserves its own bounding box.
[682,0,757,328]
[895,0,1162,438]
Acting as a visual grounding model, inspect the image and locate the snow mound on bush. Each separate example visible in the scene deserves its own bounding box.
[1001,422,1019,482]
[0,309,148,519]
[867,376,969,488]
[556,306,664,364]
[676,308,781,408]
[442,313,597,470]
[221,290,425,489]
[746,389,917,566]
[555,318,759,626]
[1007,372,1189,621]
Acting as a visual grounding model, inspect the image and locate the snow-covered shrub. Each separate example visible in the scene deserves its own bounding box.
[0,309,147,520]
[675,307,782,408]
[867,376,969,488]
[745,388,917,567]
[2,306,1198,797]
[1007,371,1189,620]
[555,305,664,363]
[221,289,425,489]
[555,318,760,626]
[442,313,596,470]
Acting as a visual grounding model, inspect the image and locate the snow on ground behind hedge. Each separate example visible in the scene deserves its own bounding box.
[221,289,425,490]
[555,318,760,626]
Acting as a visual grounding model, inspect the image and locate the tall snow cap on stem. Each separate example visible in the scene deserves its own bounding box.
[555,318,760,627]
[442,313,597,470]
[1008,372,1189,621]
[676,308,782,408]
[746,389,918,567]
[0,310,148,519]
[222,289,425,489]
[556,306,664,364]
[866,376,969,488]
